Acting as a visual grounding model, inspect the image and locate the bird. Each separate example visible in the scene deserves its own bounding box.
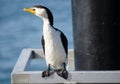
[24,5,68,79]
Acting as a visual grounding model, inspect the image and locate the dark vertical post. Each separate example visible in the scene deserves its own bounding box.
[72,0,120,70]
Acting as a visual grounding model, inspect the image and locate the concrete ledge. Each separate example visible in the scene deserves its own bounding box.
[11,48,120,83]
[12,70,120,83]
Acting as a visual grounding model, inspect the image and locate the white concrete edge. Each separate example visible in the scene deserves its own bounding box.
[12,48,120,83]
[11,48,32,73]
[12,70,120,83]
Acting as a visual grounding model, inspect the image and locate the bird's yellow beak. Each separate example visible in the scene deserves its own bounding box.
[24,8,35,14]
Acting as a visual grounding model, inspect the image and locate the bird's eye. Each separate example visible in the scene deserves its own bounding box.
[33,9,35,11]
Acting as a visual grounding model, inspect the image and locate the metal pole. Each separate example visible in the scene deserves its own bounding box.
[72,0,120,70]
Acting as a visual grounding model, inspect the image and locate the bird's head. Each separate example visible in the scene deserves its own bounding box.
[24,5,54,26]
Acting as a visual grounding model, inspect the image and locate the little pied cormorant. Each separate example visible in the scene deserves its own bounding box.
[24,5,68,79]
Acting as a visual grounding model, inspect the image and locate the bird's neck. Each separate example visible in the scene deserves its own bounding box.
[43,18,51,26]
[42,16,53,26]
[43,18,53,34]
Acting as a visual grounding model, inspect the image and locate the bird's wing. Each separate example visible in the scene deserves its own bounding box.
[60,32,68,57]
[54,27,68,57]
[41,35,45,54]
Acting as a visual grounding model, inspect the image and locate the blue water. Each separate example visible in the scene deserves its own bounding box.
[0,0,73,84]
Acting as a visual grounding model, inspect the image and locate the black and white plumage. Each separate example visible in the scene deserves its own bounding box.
[24,5,68,79]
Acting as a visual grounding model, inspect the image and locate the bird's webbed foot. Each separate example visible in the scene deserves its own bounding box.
[55,63,68,79]
[55,69,68,79]
[42,70,54,77]
[42,64,54,77]
[42,70,49,77]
